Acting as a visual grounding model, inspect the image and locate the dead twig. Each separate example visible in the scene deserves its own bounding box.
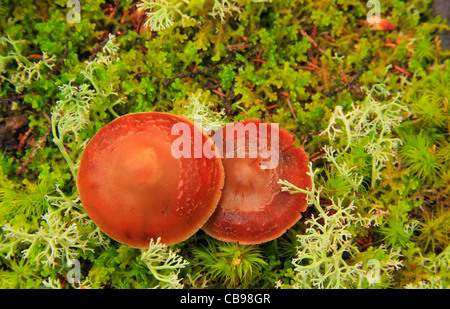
[278,91,297,119]
[15,115,52,176]
[162,67,219,86]
[88,34,112,62]
[325,53,372,97]
[16,126,34,153]
[0,93,26,105]
[299,29,325,54]
[46,36,70,79]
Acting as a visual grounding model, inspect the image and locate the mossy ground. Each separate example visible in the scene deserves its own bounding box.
[0,0,449,289]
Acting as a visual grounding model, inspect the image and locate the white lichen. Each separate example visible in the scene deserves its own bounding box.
[140,237,189,289]
[1,211,94,268]
[182,92,227,133]
[321,83,410,188]
[137,0,195,31]
[278,164,403,288]
[0,35,55,93]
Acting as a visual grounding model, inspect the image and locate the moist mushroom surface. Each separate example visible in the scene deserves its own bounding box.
[77,112,224,248]
[202,119,311,245]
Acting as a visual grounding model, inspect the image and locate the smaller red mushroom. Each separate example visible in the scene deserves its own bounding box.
[77,112,224,248]
[202,119,312,245]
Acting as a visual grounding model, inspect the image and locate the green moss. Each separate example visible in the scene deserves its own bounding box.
[191,238,267,288]
[398,132,442,186]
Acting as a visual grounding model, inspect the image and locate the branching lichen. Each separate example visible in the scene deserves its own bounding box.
[278,163,403,289]
[140,238,189,288]
[46,185,109,248]
[1,211,94,268]
[51,34,123,181]
[419,245,450,280]
[279,96,410,288]
[80,34,124,118]
[51,81,93,180]
[279,166,364,288]
[404,246,449,289]
[322,145,364,193]
[209,0,241,23]
[181,91,227,132]
[0,35,55,93]
[321,83,410,188]
[137,0,268,31]
[137,0,195,31]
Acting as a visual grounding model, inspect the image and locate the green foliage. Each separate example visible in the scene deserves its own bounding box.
[140,238,189,288]
[412,92,447,128]
[398,132,442,186]
[191,238,267,288]
[321,84,410,189]
[180,90,228,131]
[414,207,450,252]
[278,164,402,289]
[378,210,418,249]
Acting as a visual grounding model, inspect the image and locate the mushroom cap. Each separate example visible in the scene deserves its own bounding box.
[202,119,311,245]
[77,112,224,248]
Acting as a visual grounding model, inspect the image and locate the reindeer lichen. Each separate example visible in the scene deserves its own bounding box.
[181,91,227,132]
[1,211,93,268]
[278,163,403,289]
[137,0,196,31]
[321,83,410,189]
[140,238,189,289]
[0,35,55,93]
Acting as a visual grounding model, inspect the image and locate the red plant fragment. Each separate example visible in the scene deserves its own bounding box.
[370,18,395,31]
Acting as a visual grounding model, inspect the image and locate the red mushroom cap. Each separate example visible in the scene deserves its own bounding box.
[77,112,224,248]
[369,18,395,31]
[202,119,311,245]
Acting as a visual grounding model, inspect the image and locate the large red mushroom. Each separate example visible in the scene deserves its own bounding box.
[202,119,311,245]
[77,112,224,248]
